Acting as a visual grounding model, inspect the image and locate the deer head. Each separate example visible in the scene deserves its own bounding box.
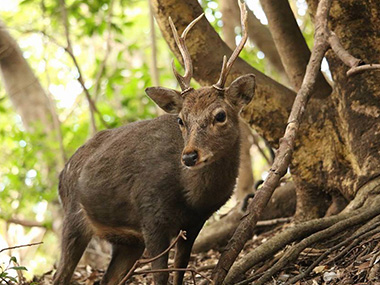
[146,1,255,169]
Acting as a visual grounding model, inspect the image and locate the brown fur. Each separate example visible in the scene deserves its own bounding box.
[53,75,255,285]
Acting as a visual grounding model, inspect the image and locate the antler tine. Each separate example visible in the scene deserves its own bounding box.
[214,0,248,89]
[169,14,204,94]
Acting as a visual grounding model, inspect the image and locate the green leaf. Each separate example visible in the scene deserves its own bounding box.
[9,256,17,264]
[19,0,35,5]
[7,276,18,282]
[9,266,28,271]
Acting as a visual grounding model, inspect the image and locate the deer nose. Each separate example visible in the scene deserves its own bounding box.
[182,151,198,167]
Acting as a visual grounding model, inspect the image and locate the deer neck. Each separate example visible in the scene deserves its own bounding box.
[181,133,241,212]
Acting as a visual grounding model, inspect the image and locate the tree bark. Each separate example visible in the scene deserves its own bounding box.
[150,0,295,145]
[290,0,380,219]
[0,21,54,132]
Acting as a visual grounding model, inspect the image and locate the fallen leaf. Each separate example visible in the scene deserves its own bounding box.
[313,265,327,274]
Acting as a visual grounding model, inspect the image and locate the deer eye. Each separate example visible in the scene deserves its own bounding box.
[177,117,184,126]
[215,111,226,123]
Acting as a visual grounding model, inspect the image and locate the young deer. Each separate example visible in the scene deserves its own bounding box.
[53,2,255,284]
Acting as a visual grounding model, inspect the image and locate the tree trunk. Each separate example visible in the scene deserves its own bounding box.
[0,21,54,133]
[290,0,380,219]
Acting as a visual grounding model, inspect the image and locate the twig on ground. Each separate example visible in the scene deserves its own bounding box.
[196,263,216,271]
[212,0,332,283]
[327,224,380,264]
[255,203,380,285]
[286,217,380,284]
[256,217,291,227]
[134,267,213,284]
[0,242,43,253]
[118,230,187,285]
[224,209,355,284]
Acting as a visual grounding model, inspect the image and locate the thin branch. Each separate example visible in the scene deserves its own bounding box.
[0,242,43,253]
[118,230,187,285]
[251,132,272,165]
[328,32,380,76]
[133,267,214,284]
[40,21,68,164]
[93,0,115,101]
[149,1,159,86]
[59,0,109,133]
[256,217,291,226]
[6,218,45,228]
[347,63,380,76]
[212,0,332,283]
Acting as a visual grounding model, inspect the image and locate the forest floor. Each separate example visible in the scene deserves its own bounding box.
[31,221,380,285]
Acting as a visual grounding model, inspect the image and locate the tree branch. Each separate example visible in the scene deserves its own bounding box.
[0,242,43,253]
[259,0,332,99]
[220,0,286,76]
[211,0,332,283]
[328,32,380,76]
[6,218,45,228]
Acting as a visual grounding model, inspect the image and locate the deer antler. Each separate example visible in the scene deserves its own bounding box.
[169,13,204,95]
[213,0,248,90]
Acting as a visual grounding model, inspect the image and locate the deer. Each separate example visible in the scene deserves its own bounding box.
[53,2,255,284]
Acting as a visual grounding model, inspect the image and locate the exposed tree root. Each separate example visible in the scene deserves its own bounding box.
[224,195,380,284]
[194,182,295,254]
[286,216,380,284]
[255,204,380,284]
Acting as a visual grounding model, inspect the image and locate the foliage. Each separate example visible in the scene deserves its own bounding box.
[0,256,28,284]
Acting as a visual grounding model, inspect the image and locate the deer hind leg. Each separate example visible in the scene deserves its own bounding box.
[53,214,92,285]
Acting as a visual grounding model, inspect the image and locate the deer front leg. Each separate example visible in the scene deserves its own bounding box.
[143,227,170,285]
[173,222,205,285]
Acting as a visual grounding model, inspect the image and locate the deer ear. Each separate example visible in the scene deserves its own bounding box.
[145,87,183,114]
[225,74,255,109]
